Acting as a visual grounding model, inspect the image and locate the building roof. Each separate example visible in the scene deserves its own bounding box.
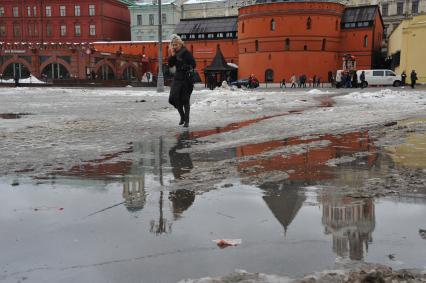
[175,16,238,34]
[204,47,236,71]
[342,5,378,23]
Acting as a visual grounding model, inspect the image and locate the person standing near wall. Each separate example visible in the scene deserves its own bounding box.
[168,34,196,128]
[290,74,297,88]
[410,70,418,89]
[401,71,407,86]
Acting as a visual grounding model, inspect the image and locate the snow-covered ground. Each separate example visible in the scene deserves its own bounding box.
[1,86,426,283]
[0,86,425,177]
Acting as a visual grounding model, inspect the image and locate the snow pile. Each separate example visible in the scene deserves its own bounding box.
[178,269,293,283]
[19,75,47,84]
[343,88,424,100]
[307,89,334,95]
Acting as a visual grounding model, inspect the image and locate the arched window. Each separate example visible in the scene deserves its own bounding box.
[270,19,275,31]
[285,38,290,51]
[265,69,274,82]
[307,17,311,30]
[364,35,368,47]
[255,40,259,51]
[242,22,245,33]
[322,39,326,51]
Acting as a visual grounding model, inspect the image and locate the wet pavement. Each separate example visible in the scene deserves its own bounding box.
[1,120,426,282]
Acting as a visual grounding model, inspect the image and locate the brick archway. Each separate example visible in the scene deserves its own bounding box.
[40,58,72,78]
[0,57,34,77]
[94,59,116,78]
[120,62,141,80]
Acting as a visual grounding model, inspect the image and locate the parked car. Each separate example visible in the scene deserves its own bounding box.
[335,69,402,88]
[357,69,402,87]
[230,78,259,88]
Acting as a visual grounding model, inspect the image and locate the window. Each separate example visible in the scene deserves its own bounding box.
[335,20,338,30]
[372,70,384,76]
[75,5,80,16]
[75,24,81,36]
[307,17,311,30]
[285,38,290,50]
[381,3,388,16]
[89,4,95,16]
[60,6,66,16]
[0,25,6,36]
[13,7,19,17]
[397,2,403,15]
[28,24,33,36]
[322,38,326,51]
[137,15,142,25]
[13,24,20,37]
[162,13,167,24]
[0,7,4,17]
[364,35,368,47]
[46,24,52,36]
[270,19,275,31]
[60,25,66,36]
[255,40,259,51]
[90,24,96,36]
[46,6,51,17]
[386,70,396,76]
[304,45,307,50]
[242,22,244,33]
[33,6,37,16]
[412,1,419,13]
[149,14,154,25]
[28,6,31,16]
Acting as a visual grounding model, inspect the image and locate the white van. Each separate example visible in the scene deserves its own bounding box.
[335,69,402,88]
[357,69,402,87]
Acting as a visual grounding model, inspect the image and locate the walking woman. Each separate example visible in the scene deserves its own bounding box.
[168,34,196,127]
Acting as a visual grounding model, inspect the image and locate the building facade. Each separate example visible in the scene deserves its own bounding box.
[237,2,383,82]
[349,0,426,38]
[181,0,256,19]
[128,0,183,41]
[0,0,130,43]
[0,42,147,80]
[388,14,426,83]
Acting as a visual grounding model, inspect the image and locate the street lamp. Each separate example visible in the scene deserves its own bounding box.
[157,0,165,92]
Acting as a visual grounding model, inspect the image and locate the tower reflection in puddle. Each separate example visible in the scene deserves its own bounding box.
[320,193,375,260]
[122,176,146,211]
[260,180,308,236]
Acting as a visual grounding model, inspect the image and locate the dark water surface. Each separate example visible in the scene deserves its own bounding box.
[1,125,425,282]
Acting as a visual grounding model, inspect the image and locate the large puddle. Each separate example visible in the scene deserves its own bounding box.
[1,119,426,282]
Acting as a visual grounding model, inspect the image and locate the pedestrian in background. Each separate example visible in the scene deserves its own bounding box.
[360,71,366,88]
[401,71,407,86]
[410,70,417,89]
[168,34,196,127]
[290,74,297,88]
[352,71,358,88]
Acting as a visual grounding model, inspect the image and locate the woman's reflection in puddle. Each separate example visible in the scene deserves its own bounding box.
[169,131,193,179]
[168,131,195,219]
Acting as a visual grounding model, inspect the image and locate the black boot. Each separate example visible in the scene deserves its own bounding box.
[183,103,190,127]
[177,107,185,125]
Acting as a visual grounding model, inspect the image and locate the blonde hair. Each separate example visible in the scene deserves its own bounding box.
[170,34,184,46]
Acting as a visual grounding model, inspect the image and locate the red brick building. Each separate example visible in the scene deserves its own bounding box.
[0,0,130,43]
[0,1,383,83]
[94,4,383,83]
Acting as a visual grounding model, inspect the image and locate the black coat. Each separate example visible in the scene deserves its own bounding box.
[168,47,196,108]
